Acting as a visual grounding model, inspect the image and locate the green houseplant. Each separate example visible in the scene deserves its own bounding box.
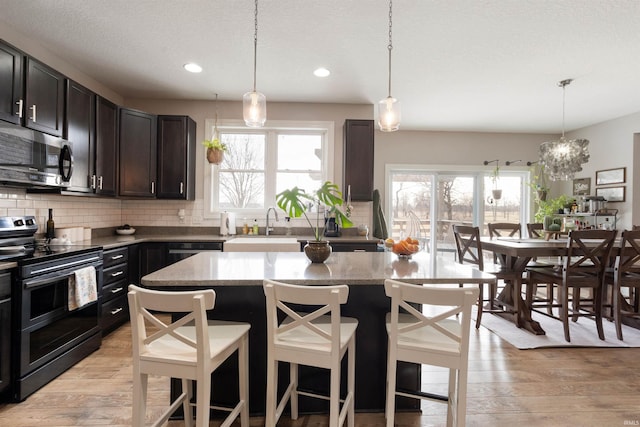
[490,165,502,200]
[202,138,227,164]
[276,181,353,262]
[534,194,574,224]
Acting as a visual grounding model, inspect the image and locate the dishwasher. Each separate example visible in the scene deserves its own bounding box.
[166,242,223,264]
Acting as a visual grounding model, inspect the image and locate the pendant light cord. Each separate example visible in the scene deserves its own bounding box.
[558,78,572,138]
[387,0,393,98]
[252,0,258,92]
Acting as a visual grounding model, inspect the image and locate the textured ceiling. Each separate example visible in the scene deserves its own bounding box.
[2,0,640,133]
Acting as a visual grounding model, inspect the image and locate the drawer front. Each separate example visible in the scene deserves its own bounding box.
[103,247,128,268]
[102,278,128,303]
[101,294,129,334]
[103,263,128,286]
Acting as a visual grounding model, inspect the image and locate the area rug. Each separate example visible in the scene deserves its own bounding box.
[477,309,640,349]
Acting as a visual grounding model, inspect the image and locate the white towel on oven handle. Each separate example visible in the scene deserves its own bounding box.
[68,265,98,311]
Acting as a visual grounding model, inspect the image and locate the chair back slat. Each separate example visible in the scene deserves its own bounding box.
[617,229,640,275]
[564,230,617,279]
[453,225,484,269]
[488,222,521,239]
[527,223,544,239]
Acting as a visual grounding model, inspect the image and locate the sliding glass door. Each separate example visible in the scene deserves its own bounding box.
[387,166,529,258]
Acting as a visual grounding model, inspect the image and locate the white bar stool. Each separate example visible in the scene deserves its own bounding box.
[384,279,478,427]
[263,279,358,427]
[127,284,250,427]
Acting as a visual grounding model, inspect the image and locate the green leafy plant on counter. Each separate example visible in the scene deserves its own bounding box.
[276,181,353,241]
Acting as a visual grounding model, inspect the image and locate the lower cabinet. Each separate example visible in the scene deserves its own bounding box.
[101,247,129,335]
[0,272,10,396]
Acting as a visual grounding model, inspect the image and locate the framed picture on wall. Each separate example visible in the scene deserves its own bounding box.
[595,167,626,186]
[572,178,591,196]
[595,186,625,202]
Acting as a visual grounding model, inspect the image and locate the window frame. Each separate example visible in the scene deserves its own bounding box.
[203,119,335,219]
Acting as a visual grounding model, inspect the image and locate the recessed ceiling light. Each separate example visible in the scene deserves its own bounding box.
[313,67,330,77]
[184,63,203,73]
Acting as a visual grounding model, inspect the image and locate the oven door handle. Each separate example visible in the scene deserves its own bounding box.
[27,255,102,277]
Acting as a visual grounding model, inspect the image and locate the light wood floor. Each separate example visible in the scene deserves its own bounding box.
[1,318,640,426]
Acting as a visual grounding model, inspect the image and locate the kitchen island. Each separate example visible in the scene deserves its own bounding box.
[141,251,495,415]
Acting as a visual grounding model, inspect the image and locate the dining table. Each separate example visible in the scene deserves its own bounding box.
[141,250,497,415]
[479,235,629,335]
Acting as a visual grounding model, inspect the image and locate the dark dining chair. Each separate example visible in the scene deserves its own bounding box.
[488,222,521,239]
[527,223,544,239]
[607,229,640,340]
[453,224,519,328]
[526,229,617,342]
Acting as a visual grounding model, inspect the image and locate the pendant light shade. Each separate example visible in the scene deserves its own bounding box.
[243,0,266,127]
[243,90,266,127]
[539,79,590,181]
[378,0,400,132]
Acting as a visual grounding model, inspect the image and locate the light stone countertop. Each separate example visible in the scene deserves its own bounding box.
[141,251,496,287]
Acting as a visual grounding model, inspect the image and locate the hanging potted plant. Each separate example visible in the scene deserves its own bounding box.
[202,138,227,165]
[490,165,502,200]
[528,163,550,202]
[276,181,353,263]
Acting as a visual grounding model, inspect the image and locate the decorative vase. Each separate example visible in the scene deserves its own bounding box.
[492,189,502,200]
[207,148,224,164]
[304,240,332,263]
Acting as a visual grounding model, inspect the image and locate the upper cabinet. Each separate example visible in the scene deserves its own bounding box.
[118,108,157,198]
[65,80,95,193]
[157,115,196,200]
[0,40,23,125]
[24,57,65,137]
[95,96,119,196]
[343,119,374,201]
[0,40,64,137]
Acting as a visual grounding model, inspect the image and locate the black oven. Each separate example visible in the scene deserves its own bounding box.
[13,248,103,401]
[0,121,73,188]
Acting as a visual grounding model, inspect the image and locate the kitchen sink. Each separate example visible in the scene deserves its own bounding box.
[223,237,301,252]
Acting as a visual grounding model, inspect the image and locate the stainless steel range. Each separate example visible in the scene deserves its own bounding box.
[0,216,103,401]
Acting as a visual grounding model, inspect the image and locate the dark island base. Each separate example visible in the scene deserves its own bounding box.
[169,284,420,417]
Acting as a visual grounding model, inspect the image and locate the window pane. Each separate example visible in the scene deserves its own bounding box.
[219,171,265,209]
[389,172,432,240]
[437,175,475,256]
[276,171,322,196]
[277,134,322,170]
[221,133,265,170]
[484,175,522,229]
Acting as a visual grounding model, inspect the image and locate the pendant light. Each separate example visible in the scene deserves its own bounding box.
[539,79,590,181]
[378,0,401,132]
[243,0,266,127]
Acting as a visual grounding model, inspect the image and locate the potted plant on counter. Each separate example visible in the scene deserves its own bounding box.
[276,181,353,263]
[202,138,227,165]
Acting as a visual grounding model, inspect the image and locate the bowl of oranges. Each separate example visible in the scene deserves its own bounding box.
[385,237,421,259]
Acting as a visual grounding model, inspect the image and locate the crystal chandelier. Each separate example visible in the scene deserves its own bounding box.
[243,0,266,127]
[539,79,589,181]
[378,0,401,132]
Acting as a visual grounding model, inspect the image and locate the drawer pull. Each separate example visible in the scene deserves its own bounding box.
[110,307,123,315]
[111,287,124,294]
[110,254,124,260]
[353,249,366,252]
[110,271,124,277]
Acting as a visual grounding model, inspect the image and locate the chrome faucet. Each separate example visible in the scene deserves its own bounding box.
[266,207,279,236]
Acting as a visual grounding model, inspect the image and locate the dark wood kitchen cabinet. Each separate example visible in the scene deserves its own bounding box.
[64,80,95,193]
[24,57,65,137]
[0,39,23,125]
[118,107,157,198]
[343,119,374,201]
[0,273,10,397]
[101,247,129,335]
[95,96,119,196]
[157,115,196,200]
[139,243,168,277]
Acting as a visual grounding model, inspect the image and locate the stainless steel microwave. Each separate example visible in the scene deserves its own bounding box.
[0,122,73,188]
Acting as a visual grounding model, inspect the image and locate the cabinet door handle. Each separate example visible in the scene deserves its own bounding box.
[110,254,124,261]
[180,181,184,194]
[110,307,123,315]
[15,99,23,118]
[110,270,124,278]
[111,287,124,294]
[151,181,155,194]
[353,249,366,252]
[91,175,97,190]
[98,176,103,190]
[30,104,36,122]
